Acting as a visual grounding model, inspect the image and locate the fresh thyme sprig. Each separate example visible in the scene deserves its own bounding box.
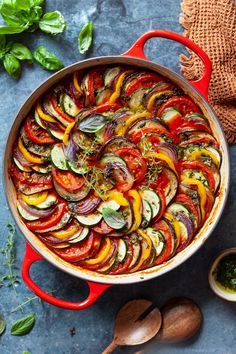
[0,223,19,291]
[11,290,56,313]
[140,138,162,186]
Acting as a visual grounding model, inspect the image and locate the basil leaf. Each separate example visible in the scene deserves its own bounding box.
[102,207,126,229]
[22,352,30,354]
[0,1,25,26]
[15,0,31,11]
[39,11,67,34]
[11,43,33,63]
[34,46,64,71]
[79,114,107,133]
[0,314,6,336]
[11,313,36,336]
[3,53,21,79]
[78,21,93,54]
[0,25,26,34]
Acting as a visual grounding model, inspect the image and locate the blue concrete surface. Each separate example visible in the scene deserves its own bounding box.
[0,1,235,353]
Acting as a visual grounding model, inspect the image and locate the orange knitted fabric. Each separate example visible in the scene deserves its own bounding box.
[179,0,236,144]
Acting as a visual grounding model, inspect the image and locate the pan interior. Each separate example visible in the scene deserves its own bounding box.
[4,56,230,285]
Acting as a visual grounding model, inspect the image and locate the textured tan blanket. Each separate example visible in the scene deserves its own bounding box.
[180,0,236,144]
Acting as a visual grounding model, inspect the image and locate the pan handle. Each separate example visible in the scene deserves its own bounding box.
[22,242,111,310]
[122,30,212,100]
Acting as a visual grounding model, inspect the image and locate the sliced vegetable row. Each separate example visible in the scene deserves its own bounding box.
[10,65,221,275]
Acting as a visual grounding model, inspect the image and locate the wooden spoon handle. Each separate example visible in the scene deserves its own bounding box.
[102,339,118,354]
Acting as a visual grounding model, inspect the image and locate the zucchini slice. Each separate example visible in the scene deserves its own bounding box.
[116,239,128,263]
[141,199,153,228]
[51,144,68,170]
[75,213,103,226]
[68,227,90,243]
[97,200,120,213]
[67,160,89,175]
[139,188,161,219]
[35,193,58,209]
[60,94,80,117]
[167,202,190,218]
[146,228,165,257]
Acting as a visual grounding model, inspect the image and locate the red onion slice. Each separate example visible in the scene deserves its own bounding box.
[68,194,101,215]
[176,212,194,241]
[104,162,134,192]
[18,198,56,218]
[14,146,34,167]
[155,143,178,162]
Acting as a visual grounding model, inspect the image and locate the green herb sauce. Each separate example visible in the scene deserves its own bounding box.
[214,254,236,292]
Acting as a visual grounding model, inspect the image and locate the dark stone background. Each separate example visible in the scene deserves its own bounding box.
[0,1,235,353]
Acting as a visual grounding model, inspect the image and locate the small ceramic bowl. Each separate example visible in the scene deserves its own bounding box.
[209,248,236,302]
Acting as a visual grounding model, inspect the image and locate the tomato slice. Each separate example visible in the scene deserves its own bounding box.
[157,96,201,117]
[92,219,114,234]
[54,231,96,262]
[90,102,121,113]
[140,168,169,191]
[10,162,52,186]
[50,95,74,123]
[174,121,211,136]
[24,116,56,145]
[25,203,67,231]
[175,193,200,229]
[52,167,85,192]
[109,238,133,275]
[177,161,215,192]
[114,147,147,183]
[129,127,173,144]
[125,73,163,96]
[84,70,104,106]
[153,220,175,265]
[153,188,166,222]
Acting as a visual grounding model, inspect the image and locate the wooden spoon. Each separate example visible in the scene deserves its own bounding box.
[157,297,203,343]
[135,297,203,354]
[102,299,162,354]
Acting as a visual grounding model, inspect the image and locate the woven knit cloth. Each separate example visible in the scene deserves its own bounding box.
[179,0,236,144]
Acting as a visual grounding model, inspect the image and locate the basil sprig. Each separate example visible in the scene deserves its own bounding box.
[11,312,36,336]
[0,0,67,35]
[78,21,93,54]
[34,46,64,71]
[0,313,6,336]
[79,114,107,133]
[102,207,126,230]
[0,35,33,79]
